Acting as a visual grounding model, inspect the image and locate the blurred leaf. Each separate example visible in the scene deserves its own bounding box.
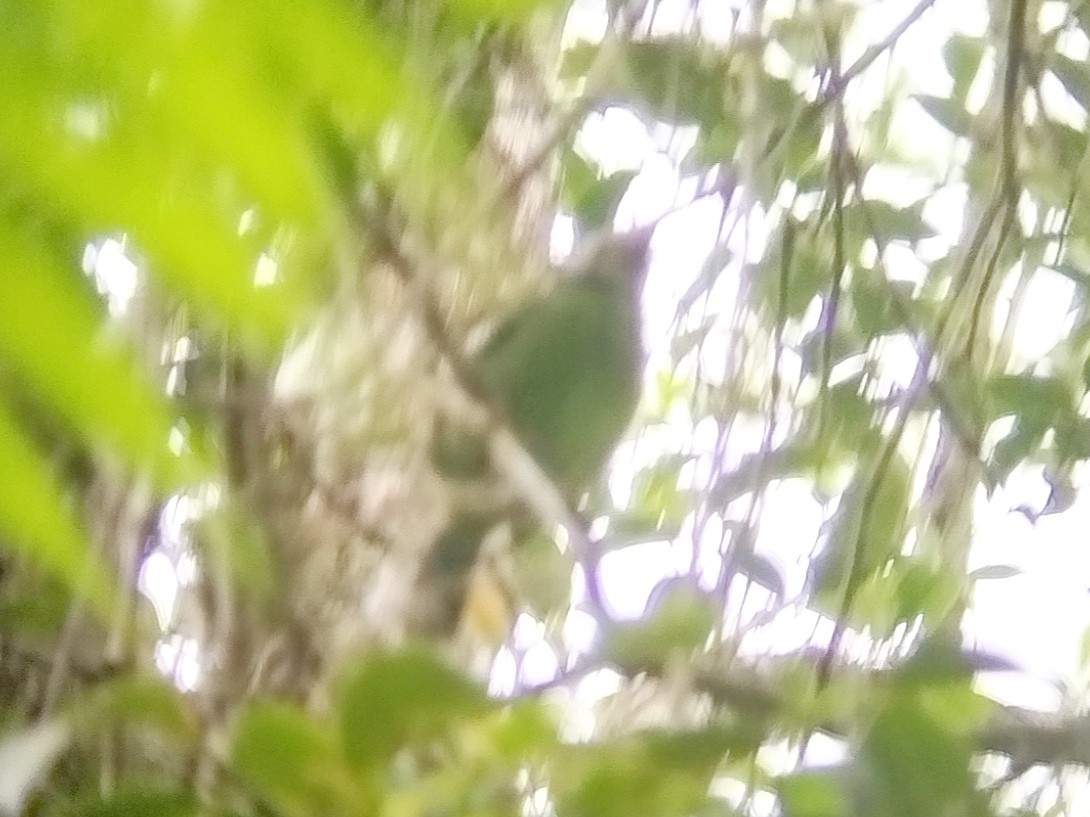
[968,564,1022,581]
[670,315,720,362]
[513,530,572,618]
[0,223,198,488]
[892,560,959,625]
[449,0,567,24]
[684,119,742,168]
[812,450,910,615]
[630,458,689,529]
[859,686,985,817]
[564,162,639,233]
[714,441,836,505]
[78,676,198,741]
[846,199,935,246]
[1044,121,1089,176]
[337,648,489,771]
[851,275,916,336]
[44,783,198,817]
[912,94,972,138]
[1052,414,1090,462]
[769,14,829,66]
[985,373,1069,426]
[0,79,301,347]
[606,580,716,665]
[942,35,986,104]
[777,768,852,817]
[989,420,1045,481]
[553,731,725,817]
[480,698,558,759]
[564,37,732,130]
[754,218,831,319]
[233,699,350,817]
[0,578,72,639]
[0,397,115,619]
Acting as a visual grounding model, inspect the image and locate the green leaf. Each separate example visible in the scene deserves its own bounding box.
[232,699,348,817]
[0,223,199,488]
[942,35,986,104]
[569,166,639,233]
[985,373,1069,428]
[630,458,689,529]
[892,560,959,625]
[606,579,717,667]
[713,441,834,505]
[337,648,489,771]
[777,768,851,817]
[847,199,936,246]
[77,676,198,741]
[554,734,720,817]
[851,275,916,336]
[450,0,568,24]
[0,397,115,619]
[859,687,985,817]
[44,783,199,817]
[752,218,831,320]
[989,421,1045,481]
[564,37,732,131]
[1052,414,1090,462]
[912,94,972,138]
[0,67,302,347]
[812,450,910,615]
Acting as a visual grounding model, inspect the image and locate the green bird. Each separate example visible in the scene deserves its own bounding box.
[419,225,655,640]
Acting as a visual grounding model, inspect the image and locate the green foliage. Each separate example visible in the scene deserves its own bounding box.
[811,448,911,621]
[6,1,1090,817]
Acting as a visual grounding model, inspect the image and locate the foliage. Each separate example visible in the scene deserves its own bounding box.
[3,1,1090,817]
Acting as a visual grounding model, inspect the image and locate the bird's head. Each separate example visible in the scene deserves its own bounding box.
[563,221,657,295]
